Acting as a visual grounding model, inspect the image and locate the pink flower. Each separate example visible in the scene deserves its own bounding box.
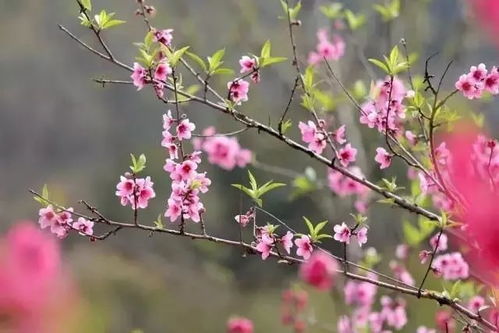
[455,74,482,99]
[255,237,273,260]
[435,142,450,165]
[333,222,351,244]
[396,244,409,260]
[281,231,294,254]
[332,125,346,144]
[308,29,345,65]
[294,235,313,259]
[380,296,407,330]
[72,217,94,236]
[153,28,173,46]
[298,121,317,143]
[154,62,172,82]
[201,135,252,170]
[115,175,155,209]
[131,62,147,90]
[344,280,377,307]
[337,143,357,167]
[38,205,57,229]
[467,296,485,313]
[469,63,488,83]
[375,147,392,169]
[419,250,431,264]
[227,317,254,333]
[228,79,250,104]
[299,251,338,290]
[163,110,175,129]
[484,66,499,94]
[176,119,195,140]
[429,233,448,252]
[432,252,469,280]
[239,56,257,74]
[355,227,368,246]
[234,214,252,227]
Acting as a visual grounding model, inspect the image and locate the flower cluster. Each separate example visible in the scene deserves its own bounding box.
[432,252,469,280]
[298,120,327,154]
[299,251,338,290]
[38,205,94,239]
[308,29,345,65]
[455,64,499,99]
[255,225,294,260]
[162,112,211,223]
[116,175,156,209]
[360,77,409,135]
[281,289,308,332]
[333,222,368,246]
[131,29,174,98]
[193,127,252,170]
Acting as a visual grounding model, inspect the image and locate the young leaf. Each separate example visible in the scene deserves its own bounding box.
[261,56,287,67]
[80,0,92,11]
[260,40,271,59]
[186,51,207,72]
[319,3,343,19]
[207,49,225,73]
[368,58,390,74]
[169,46,190,67]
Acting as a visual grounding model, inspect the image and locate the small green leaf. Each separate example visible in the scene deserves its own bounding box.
[344,10,366,30]
[212,68,234,75]
[302,66,315,91]
[319,3,343,19]
[130,153,147,173]
[169,46,190,66]
[303,217,315,237]
[208,48,225,73]
[34,184,50,206]
[248,170,258,190]
[280,119,293,134]
[81,0,92,11]
[260,40,271,59]
[102,19,126,30]
[261,56,287,67]
[186,51,207,72]
[154,215,164,229]
[368,58,390,74]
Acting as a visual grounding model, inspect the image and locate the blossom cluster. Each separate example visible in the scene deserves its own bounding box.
[360,77,409,135]
[333,222,368,246]
[162,111,211,223]
[226,317,254,333]
[193,127,252,170]
[308,29,345,65]
[239,55,260,83]
[131,28,174,98]
[38,205,94,239]
[116,175,156,209]
[254,225,294,260]
[455,63,499,99]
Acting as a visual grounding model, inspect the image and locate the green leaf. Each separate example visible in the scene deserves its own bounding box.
[258,181,286,197]
[260,40,271,59]
[207,49,225,73]
[280,119,293,134]
[153,215,164,229]
[314,221,329,234]
[319,3,343,19]
[34,184,50,206]
[130,153,147,173]
[186,51,207,72]
[248,170,258,190]
[303,217,315,236]
[289,1,302,20]
[102,19,126,29]
[212,67,234,75]
[261,56,287,67]
[368,58,389,74]
[302,66,314,91]
[78,13,92,27]
[344,10,366,30]
[169,46,190,66]
[81,0,92,11]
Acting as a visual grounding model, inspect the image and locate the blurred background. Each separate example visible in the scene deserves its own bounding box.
[0,0,497,331]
